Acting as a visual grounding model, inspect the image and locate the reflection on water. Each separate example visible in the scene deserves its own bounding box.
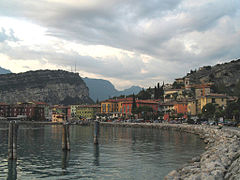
[0,124,205,179]
[61,151,69,170]
[8,160,17,180]
[93,144,100,166]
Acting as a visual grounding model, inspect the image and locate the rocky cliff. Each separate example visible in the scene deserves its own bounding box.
[0,70,94,105]
[185,59,240,95]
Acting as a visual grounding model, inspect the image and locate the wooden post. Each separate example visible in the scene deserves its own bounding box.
[8,121,18,160]
[8,121,13,160]
[62,123,70,151]
[94,121,100,144]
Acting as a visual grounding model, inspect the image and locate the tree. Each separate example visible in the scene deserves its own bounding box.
[225,101,240,122]
[132,94,137,115]
[154,86,157,99]
[137,89,151,100]
[202,103,216,120]
[96,98,99,104]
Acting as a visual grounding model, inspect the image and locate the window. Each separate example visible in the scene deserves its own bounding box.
[212,98,216,103]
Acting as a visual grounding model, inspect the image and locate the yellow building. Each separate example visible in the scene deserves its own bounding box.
[76,105,100,120]
[198,94,227,113]
[164,89,183,99]
[52,113,65,122]
[187,100,197,116]
[101,98,132,114]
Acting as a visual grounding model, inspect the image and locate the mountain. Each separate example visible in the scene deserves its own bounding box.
[184,59,240,96]
[83,77,142,101]
[0,70,94,105]
[0,67,11,74]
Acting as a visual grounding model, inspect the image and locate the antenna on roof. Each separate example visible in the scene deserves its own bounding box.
[75,61,76,73]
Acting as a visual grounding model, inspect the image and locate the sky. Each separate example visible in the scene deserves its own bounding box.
[0,0,240,90]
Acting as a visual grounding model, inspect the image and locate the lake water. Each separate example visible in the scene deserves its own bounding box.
[0,124,205,179]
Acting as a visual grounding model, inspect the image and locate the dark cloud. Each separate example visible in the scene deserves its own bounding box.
[0,0,240,88]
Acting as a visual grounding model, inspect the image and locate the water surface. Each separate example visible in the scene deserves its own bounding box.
[0,124,205,179]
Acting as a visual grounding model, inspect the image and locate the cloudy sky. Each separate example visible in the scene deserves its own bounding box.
[0,0,240,90]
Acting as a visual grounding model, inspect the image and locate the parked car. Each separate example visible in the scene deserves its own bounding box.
[187,119,195,124]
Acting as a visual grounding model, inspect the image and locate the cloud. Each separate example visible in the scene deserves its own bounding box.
[0,0,240,89]
[0,27,18,42]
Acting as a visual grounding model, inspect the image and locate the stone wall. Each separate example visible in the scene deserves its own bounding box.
[100,123,240,180]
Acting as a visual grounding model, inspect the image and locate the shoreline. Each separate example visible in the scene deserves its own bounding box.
[100,122,240,180]
[0,120,62,125]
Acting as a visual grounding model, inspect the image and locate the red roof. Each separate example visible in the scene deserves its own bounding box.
[32,101,49,105]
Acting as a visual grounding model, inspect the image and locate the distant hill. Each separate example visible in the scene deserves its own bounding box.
[83,77,142,102]
[0,70,94,105]
[0,67,11,74]
[184,59,240,96]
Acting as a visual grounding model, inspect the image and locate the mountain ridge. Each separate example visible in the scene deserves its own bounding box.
[0,67,11,74]
[83,77,142,101]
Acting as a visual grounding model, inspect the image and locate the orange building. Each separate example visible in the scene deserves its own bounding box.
[174,102,188,115]
[121,99,158,117]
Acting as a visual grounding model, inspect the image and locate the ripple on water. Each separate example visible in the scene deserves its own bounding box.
[0,125,205,179]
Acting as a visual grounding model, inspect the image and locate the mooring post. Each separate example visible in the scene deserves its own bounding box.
[8,121,18,160]
[94,121,100,144]
[62,123,70,151]
[8,121,13,160]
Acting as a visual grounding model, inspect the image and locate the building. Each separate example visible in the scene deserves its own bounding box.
[0,102,45,121]
[76,105,101,120]
[195,84,211,97]
[175,78,184,84]
[198,93,228,113]
[164,89,184,102]
[187,100,197,116]
[17,102,45,121]
[174,102,188,115]
[159,101,175,114]
[70,105,81,118]
[51,106,71,122]
[31,102,50,120]
[0,103,9,117]
[101,98,132,118]
[184,77,190,89]
[52,113,65,122]
[121,99,158,118]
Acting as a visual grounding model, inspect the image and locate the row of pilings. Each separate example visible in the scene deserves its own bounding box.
[6,120,100,160]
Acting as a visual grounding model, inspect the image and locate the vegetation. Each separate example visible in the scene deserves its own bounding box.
[202,103,216,120]
[154,82,164,100]
[225,100,240,122]
[137,88,151,100]
[172,81,184,89]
